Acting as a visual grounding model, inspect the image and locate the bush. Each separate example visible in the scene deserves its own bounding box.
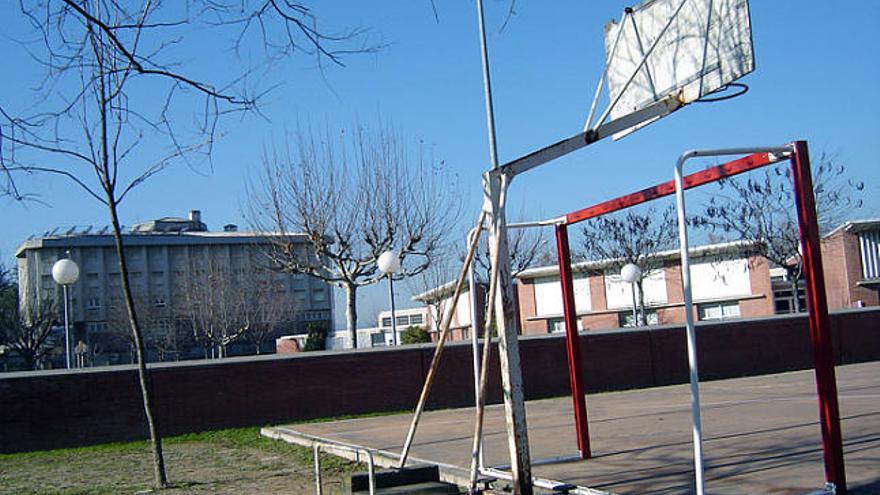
[303,323,328,352]
[400,325,431,345]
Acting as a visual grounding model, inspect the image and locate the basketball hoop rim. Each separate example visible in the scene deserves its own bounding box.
[695,82,750,103]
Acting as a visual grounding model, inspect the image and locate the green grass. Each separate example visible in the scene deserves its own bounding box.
[0,425,363,495]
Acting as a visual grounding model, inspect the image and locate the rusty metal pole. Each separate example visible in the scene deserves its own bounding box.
[554,224,591,459]
[469,221,502,492]
[790,141,847,494]
[398,211,486,469]
[475,0,532,491]
[484,171,533,495]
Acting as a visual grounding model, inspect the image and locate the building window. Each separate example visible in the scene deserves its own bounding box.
[697,301,741,321]
[548,318,565,334]
[410,314,424,325]
[396,315,409,326]
[859,231,880,279]
[618,310,659,328]
[293,288,307,303]
[370,332,386,347]
[381,317,392,327]
[86,322,108,333]
[86,297,102,310]
[772,279,806,314]
[312,288,326,302]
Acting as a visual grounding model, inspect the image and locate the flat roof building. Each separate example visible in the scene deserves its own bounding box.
[15,210,332,366]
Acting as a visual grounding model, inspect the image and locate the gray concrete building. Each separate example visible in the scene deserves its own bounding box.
[15,210,332,365]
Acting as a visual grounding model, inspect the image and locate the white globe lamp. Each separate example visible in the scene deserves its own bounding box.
[52,257,80,369]
[620,263,642,284]
[620,263,642,327]
[378,250,401,346]
[378,250,401,275]
[52,258,80,286]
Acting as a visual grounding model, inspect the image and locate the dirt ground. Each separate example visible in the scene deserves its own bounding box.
[0,428,359,495]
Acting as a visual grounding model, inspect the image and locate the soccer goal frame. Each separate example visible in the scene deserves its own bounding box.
[552,141,846,494]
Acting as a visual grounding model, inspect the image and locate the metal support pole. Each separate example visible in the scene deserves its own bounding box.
[629,283,638,327]
[484,171,532,495]
[790,141,847,494]
[674,155,706,495]
[476,0,499,170]
[389,276,398,346]
[469,224,502,493]
[63,284,71,369]
[467,228,486,470]
[313,444,323,495]
[554,224,591,459]
[398,212,487,469]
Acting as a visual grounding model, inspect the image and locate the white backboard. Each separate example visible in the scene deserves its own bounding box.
[604,0,754,136]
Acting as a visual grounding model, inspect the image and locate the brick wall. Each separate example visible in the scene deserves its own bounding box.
[1,308,878,454]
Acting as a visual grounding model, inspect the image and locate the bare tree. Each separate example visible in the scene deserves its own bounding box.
[249,123,461,348]
[579,205,679,325]
[409,250,457,334]
[0,2,376,488]
[697,155,864,312]
[0,265,60,370]
[240,279,297,355]
[181,250,280,358]
[473,213,549,283]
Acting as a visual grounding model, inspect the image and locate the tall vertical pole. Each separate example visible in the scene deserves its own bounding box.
[476,0,532,493]
[674,157,705,495]
[389,276,398,346]
[629,284,638,327]
[468,228,486,469]
[484,172,532,495]
[476,0,499,170]
[790,141,847,494]
[63,284,71,369]
[554,224,591,459]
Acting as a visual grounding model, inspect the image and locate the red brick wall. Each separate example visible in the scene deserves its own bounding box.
[2,309,878,454]
[516,279,546,335]
[740,256,774,318]
[822,231,852,309]
[821,231,880,308]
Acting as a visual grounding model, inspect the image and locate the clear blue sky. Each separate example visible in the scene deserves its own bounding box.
[2,2,879,327]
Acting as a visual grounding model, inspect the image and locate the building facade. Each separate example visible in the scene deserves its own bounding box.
[515,241,774,334]
[15,211,332,365]
[821,219,880,309]
[324,307,432,350]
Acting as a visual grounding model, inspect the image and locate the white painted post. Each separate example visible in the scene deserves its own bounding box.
[484,171,532,495]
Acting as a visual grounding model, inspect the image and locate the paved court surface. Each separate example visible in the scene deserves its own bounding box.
[265,362,880,494]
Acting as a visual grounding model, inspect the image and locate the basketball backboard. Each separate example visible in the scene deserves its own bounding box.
[602,0,754,137]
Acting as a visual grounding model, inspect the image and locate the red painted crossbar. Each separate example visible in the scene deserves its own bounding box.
[564,151,784,225]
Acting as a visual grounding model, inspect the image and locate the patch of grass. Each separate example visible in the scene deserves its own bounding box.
[0,426,361,495]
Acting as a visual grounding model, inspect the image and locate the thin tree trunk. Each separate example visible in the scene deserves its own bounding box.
[108,201,168,488]
[790,278,801,313]
[636,279,646,326]
[345,284,358,348]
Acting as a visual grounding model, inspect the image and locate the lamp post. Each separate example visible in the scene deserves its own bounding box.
[378,250,401,346]
[52,257,80,369]
[621,263,642,327]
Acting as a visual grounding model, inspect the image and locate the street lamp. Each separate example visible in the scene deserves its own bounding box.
[620,263,642,327]
[377,250,401,346]
[52,257,80,369]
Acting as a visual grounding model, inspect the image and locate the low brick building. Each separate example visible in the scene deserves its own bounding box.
[515,241,774,335]
[821,219,880,309]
